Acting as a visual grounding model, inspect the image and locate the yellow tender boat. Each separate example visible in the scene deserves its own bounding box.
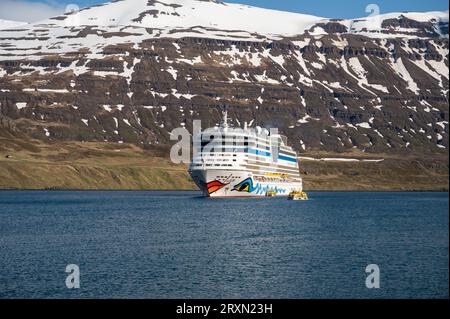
[288,191,309,201]
[265,190,277,197]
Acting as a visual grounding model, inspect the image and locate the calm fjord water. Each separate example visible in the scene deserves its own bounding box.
[0,191,448,299]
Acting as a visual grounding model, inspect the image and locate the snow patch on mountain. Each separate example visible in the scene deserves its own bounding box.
[0,19,27,30]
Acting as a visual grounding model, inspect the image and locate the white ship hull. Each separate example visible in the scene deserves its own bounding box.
[190,169,303,198]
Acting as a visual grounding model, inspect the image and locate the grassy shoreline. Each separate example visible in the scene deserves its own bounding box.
[0,139,448,192]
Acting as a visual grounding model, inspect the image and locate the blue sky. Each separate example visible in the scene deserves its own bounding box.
[1,0,448,22]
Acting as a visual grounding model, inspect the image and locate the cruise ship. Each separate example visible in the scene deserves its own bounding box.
[189,111,303,198]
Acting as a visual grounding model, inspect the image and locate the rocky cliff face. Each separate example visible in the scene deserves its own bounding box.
[0,0,448,155]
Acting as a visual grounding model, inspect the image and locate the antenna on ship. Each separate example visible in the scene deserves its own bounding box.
[221,105,230,129]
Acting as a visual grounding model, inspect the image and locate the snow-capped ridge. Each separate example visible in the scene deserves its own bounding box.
[28,0,448,40]
[341,10,449,38]
[41,0,326,37]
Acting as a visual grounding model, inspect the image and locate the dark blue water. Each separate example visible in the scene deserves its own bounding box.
[0,191,448,299]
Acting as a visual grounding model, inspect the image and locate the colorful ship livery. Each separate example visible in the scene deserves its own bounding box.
[189,110,304,198]
[206,180,227,195]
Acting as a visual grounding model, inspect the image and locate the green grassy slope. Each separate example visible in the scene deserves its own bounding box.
[0,133,448,191]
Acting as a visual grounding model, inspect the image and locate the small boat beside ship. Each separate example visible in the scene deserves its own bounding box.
[189,110,308,199]
[265,189,277,197]
[288,191,309,201]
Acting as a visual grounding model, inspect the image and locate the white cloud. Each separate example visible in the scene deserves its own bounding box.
[0,0,65,23]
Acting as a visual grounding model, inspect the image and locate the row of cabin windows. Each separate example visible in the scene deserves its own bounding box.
[200,153,238,157]
[199,136,270,151]
[192,160,237,167]
[199,141,271,147]
[202,159,238,162]
[199,147,271,153]
[194,165,233,167]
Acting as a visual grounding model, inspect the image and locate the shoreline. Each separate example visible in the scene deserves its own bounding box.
[1,140,448,194]
[0,188,448,193]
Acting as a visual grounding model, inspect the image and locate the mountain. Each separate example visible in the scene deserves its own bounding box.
[0,0,448,158]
